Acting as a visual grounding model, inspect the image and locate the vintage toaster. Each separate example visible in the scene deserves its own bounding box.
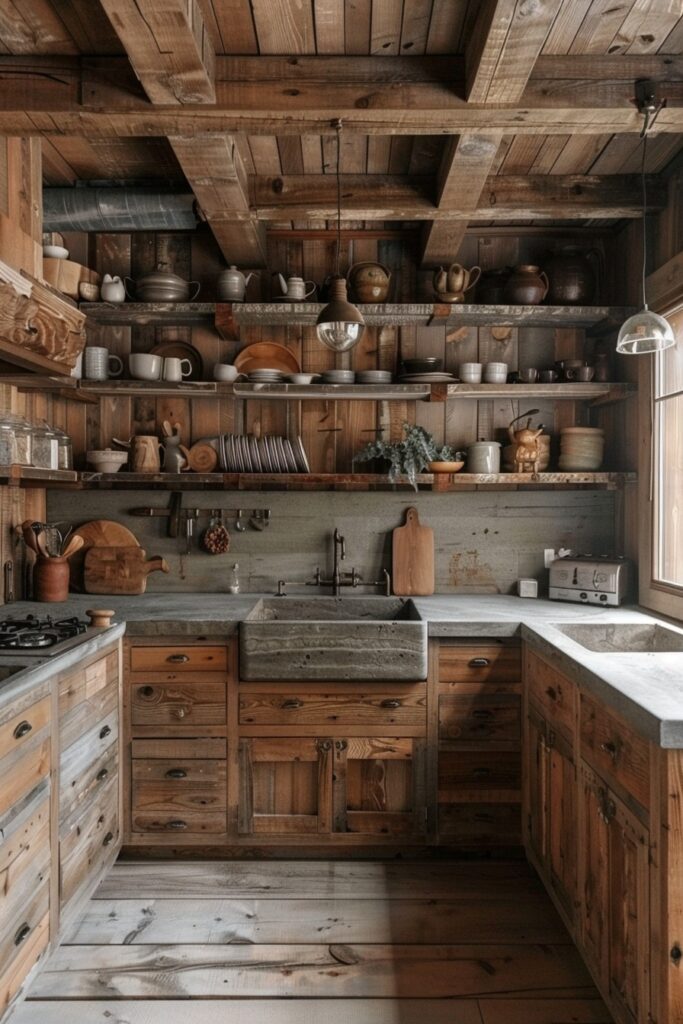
[548,555,630,607]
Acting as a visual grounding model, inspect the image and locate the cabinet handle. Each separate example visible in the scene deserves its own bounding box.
[597,795,616,825]
[173,707,187,720]
[14,923,30,946]
[165,768,188,779]
[281,699,303,710]
[545,686,557,701]
[167,654,189,663]
[671,944,682,965]
[102,831,114,846]
[166,819,188,830]
[13,720,32,740]
[96,768,109,782]
[469,658,490,668]
[99,724,112,740]
[599,740,619,760]
[380,699,401,709]
[472,709,493,719]
[140,686,154,697]
[472,767,491,778]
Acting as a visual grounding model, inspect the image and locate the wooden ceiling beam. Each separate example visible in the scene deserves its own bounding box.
[466,0,564,104]
[169,134,266,267]
[250,173,666,221]
[0,55,682,135]
[99,0,215,105]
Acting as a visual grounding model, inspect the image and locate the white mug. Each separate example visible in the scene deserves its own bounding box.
[84,346,123,381]
[459,361,483,384]
[163,357,192,382]
[129,353,162,381]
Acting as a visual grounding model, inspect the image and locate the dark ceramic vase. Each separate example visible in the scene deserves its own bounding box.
[544,246,600,305]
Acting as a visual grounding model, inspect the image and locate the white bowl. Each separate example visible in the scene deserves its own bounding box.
[214,363,239,382]
[483,372,508,384]
[86,449,128,473]
[43,245,69,259]
[288,373,318,384]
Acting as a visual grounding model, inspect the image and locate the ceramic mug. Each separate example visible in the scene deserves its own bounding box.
[84,346,123,381]
[213,363,239,382]
[129,353,162,381]
[539,369,558,383]
[483,361,508,384]
[518,368,539,383]
[577,365,595,382]
[163,357,192,382]
[459,362,483,384]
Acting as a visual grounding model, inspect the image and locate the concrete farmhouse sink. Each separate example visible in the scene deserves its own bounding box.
[556,622,683,653]
[240,596,427,681]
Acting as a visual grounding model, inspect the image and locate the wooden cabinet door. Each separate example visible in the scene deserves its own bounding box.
[238,737,332,836]
[525,706,548,866]
[333,737,426,839]
[546,727,577,922]
[578,762,610,991]
[608,796,650,1024]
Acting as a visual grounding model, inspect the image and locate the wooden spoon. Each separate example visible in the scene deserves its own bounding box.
[34,530,50,559]
[61,535,85,560]
[162,420,173,437]
[21,520,39,554]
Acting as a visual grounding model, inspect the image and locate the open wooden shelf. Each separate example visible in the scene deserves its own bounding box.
[69,471,635,492]
[0,465,79,486]
[80,300,636,332]
[75,380,634,403]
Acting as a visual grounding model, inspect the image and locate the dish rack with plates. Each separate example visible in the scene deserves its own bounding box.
[218,433,310,474]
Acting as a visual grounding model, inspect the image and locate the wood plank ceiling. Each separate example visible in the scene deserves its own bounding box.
[1,0,682,266]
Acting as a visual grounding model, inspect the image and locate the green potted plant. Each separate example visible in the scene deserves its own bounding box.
[354,423,465,490]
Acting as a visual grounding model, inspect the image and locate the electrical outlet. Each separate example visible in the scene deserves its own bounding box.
[544,548,556,569]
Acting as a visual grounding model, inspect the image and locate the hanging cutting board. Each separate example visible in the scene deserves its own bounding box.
[392,507,434,596]
[70,520,141,592]
[84,546,169,595]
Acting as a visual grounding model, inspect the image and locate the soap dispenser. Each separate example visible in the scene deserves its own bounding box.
[228,562,240,594]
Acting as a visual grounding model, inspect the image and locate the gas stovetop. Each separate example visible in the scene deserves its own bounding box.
[0,615,90,657]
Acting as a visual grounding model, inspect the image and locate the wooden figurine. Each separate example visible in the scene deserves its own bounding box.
[508,411,545,474]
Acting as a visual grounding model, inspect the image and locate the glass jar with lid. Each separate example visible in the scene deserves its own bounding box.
[50,425,73,470]
[31,424,60,470]
[0,415,32,466]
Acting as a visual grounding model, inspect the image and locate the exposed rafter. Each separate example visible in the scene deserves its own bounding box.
[99,0,215,105]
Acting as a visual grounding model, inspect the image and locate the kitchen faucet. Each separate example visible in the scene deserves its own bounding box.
[276,526,392,596]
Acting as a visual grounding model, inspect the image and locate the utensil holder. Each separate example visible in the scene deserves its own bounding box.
[34,556,69,602]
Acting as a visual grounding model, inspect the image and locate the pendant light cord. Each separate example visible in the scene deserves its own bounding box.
[334,118,342,277]
[641,130,649,311]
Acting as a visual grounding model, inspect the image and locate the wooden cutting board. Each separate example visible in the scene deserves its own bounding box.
[84,546,169,595]
[392,507,435,596]
[70,520,141,592]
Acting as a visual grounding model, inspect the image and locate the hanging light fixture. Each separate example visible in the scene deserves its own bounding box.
[316,119,365,352]
[616,82,675,355]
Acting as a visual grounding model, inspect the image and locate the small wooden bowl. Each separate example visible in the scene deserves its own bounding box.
[428,461,465,474]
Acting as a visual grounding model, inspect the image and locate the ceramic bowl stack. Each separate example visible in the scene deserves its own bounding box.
[559,427,604,471]
[247,368,286,384]
[219,433,310,473]
[356,370,392,384]
[322,369,355,384]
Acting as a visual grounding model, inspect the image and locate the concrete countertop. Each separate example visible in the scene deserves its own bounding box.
[1,593,681,747]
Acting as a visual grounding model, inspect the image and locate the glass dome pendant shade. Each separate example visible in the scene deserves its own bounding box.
[316,276,365,352]
[616,305,675,354]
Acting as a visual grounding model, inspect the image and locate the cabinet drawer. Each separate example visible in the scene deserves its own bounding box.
[580,692,650,809]
[60,742,118,829]
[525,650,576,740]
[439,645,520,684]
[59,652,118,751]
[131,646,227,673]
[0,694,50,763]
[0,877,49,988]
[439,802,521,846]
[239,690,426,727]
[60,778,119,910]
[0,793,50,946]
[0,731,51,819]
[132,758,226,835]
[438,750,521,799]
[131,680,226,726]
[439,694,520,747]
[0,910,48,1018]
[131,738,227,759]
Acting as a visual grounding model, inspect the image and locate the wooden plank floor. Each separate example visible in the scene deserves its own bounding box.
[16,860,614,1024]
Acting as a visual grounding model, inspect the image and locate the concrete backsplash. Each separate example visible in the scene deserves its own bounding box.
[47,489,617,596]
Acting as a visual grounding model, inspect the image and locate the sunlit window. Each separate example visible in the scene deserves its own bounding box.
[654,307,683,588]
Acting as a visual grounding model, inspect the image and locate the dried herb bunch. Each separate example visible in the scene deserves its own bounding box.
[354,423,459,490]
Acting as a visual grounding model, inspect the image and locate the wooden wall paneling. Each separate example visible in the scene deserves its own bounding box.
[207,0,258,53]
[0,137,42,278]
[444,326,478,451]
[414,325,446,446]
[345,0,371,54]
[369,0,402,54]
[251,0,316,52]
[399,0,432,54]
[426,0,470,53]
[336,325,379,472]
[314,0,345,53]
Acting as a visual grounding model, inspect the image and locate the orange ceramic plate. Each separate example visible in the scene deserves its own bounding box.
[234,342,301,375]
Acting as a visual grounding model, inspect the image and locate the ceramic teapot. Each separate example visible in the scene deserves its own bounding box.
[101,274,126,304]
[347,262,391,302]
[217,265,256,302]
[275,274,317,301]
[508,411,545,474]
[125,265,200,302]
[433,263,481,303]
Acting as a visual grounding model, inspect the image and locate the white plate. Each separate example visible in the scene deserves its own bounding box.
[282,438,298,473]
[291,435,310,473]
[399,373,458,383]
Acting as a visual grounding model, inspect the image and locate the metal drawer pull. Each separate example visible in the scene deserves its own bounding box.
[469,658,490,668]
[380,699,401,709]
[545,686,557,701]
[102,831,114,846]
[167,654,189,663]
[13,720,32,739]
[140,686,154,697]
[165,768,188,779]
[600,740,618,760]
[167,819,188,830]
[173,707,187,719]
[99,725,112,739]
[14,923,31,946]
[472,709,493,719]
[96,768,109,782]
[281,699,303,710]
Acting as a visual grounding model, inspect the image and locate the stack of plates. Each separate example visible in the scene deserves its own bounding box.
[248,368,287,383]
[322,370,355,384]
[559,427,604,471]
[398,372,458,383]
[356,370,393,384]
[219,434,310,473]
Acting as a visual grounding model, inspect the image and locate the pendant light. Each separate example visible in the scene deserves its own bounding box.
[616,88,675,355]
[316,119,365,352]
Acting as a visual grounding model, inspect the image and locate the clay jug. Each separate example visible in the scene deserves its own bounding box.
[544,245,601,305]
[347,262,391,302]
[131,435,162,473]
[505,265,549,305]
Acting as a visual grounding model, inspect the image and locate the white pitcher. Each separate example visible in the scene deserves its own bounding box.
[101,274,126,303]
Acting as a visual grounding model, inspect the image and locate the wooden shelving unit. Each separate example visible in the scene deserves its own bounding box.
[0,465,79,486]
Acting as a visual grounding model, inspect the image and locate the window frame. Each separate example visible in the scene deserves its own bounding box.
[639,252,683,619]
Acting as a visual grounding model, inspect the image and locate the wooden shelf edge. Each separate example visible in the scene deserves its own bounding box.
[0,466,79,486]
